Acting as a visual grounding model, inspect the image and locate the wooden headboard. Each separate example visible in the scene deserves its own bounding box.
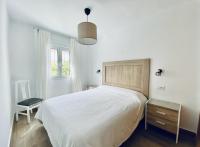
[102,59,150,97]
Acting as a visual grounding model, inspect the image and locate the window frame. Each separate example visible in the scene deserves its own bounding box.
[50,47,70,79]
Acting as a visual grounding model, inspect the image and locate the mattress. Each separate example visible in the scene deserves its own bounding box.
[35,85,147,147]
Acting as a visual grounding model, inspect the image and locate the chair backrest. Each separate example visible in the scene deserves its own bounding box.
[15,80,31,103]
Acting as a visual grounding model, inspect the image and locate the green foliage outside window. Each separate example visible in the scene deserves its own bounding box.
[62,61,70,76]
[50,48,70,78]
[51,63,58,77]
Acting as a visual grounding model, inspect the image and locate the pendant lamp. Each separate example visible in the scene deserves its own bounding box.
[78,8,97,45]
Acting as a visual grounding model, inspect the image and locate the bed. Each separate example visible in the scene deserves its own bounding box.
[36,59,150,147]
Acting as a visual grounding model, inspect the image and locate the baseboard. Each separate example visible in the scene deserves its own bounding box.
[198,114,200,136]
[8,114,14,147]
[179,128,197,137]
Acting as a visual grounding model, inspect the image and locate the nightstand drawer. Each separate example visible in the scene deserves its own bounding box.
[147,114,177,134]
[145,99,181,143]
[148,105,178,122]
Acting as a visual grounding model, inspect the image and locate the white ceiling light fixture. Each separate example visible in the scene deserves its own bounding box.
[78,8,97,45]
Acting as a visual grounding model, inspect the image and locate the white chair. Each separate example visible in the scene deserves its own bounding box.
[15,80,43,123]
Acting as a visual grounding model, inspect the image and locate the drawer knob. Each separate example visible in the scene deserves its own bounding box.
[156,111,166,115]
[156,120,166,125]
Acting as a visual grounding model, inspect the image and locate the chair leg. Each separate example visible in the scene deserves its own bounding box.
[30,109,33,113]
[16,112,19,122]
[27,109,30,123]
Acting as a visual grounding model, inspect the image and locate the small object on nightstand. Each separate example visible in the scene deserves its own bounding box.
[87,85,98,90]
[145,99,181,144]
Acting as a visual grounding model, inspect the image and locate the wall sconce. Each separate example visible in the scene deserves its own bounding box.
[96,69,101,74]
[155,69,163,76]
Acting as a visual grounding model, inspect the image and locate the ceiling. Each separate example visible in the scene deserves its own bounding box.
[7,0,195,37]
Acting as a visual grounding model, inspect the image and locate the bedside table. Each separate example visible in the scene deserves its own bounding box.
[145,99,181,144]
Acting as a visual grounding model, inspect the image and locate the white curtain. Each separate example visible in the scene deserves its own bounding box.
[35,29,50,99]
[70,38,82,92]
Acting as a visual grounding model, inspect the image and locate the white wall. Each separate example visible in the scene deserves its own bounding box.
[0,0,12,146]
[9,19,37,99]
[87,1,200,133]
[8,19,89,99]
[8,19,71,98]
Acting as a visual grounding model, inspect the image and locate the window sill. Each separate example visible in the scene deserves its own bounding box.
[50,76,71,80]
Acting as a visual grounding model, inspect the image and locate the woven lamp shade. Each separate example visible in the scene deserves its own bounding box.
[78,22,97,45]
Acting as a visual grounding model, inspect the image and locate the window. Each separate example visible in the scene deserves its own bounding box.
[50,48,70,78]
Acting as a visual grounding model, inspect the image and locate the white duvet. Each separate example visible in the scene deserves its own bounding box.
[35,85,147,147]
